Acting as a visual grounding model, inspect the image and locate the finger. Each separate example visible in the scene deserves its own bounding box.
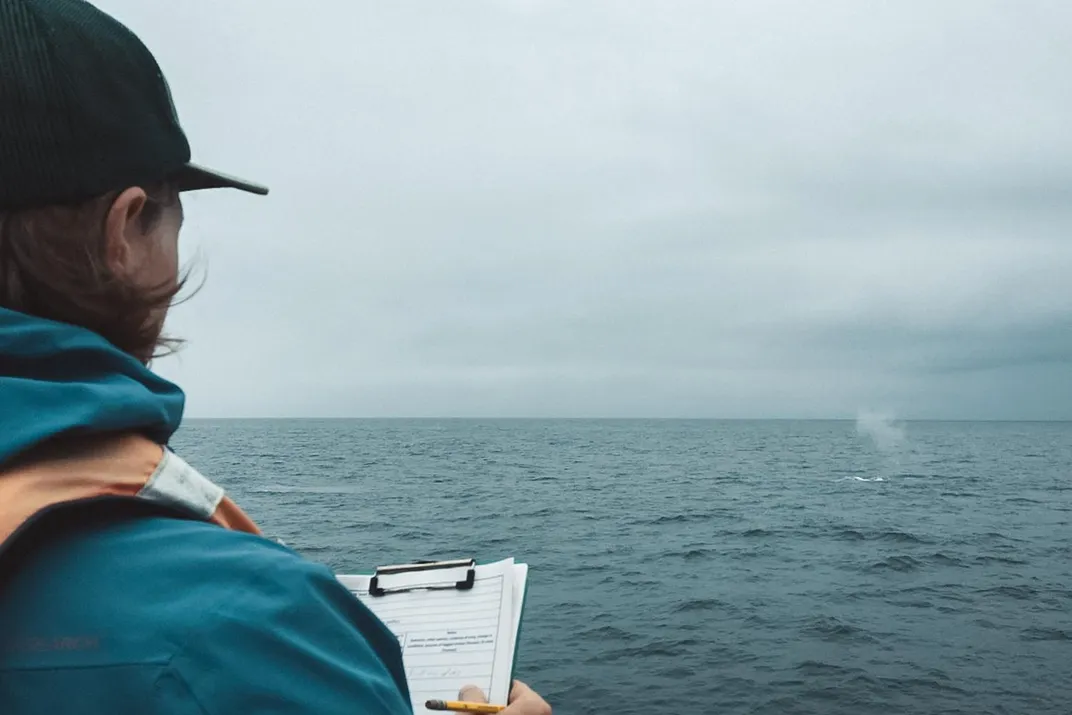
[504,680,551,715]
[508,680,533,703]
[458,684,488,703]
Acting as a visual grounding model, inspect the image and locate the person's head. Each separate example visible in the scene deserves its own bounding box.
[0,0,268,364]
[0,180,187,364]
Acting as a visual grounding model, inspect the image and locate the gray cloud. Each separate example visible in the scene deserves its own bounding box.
[96,0,1072,418]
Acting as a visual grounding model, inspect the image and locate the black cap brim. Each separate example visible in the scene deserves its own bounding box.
[174,162,269,196]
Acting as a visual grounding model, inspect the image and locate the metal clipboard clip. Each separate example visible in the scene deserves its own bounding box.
[368,558,476,597]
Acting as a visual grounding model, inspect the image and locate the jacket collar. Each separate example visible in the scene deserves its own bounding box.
[0,433,260,547]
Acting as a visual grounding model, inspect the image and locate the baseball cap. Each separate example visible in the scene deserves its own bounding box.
[0,0,268,210]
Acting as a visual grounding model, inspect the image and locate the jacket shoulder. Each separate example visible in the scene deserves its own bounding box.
[0,510,412,715]
[158,519,413,714]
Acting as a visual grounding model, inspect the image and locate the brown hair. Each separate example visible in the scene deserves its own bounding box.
[0,184,197,364]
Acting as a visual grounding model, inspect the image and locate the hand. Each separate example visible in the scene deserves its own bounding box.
[458,680,551,715]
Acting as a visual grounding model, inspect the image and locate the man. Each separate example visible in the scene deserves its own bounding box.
[0,1,550,713]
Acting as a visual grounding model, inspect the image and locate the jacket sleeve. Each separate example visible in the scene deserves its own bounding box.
[170,545,413,715]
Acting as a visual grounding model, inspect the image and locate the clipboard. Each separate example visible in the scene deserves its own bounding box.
[368,558,477,597]
[338,557,528,710]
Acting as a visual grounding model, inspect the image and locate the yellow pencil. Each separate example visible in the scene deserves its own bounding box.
[425,699,506,713]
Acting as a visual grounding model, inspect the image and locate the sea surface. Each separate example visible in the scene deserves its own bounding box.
[172,419,1072,715]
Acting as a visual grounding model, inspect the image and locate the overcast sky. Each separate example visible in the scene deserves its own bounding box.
[99,0,1072,419]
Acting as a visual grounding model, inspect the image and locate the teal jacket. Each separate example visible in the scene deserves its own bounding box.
[0,307,413,714]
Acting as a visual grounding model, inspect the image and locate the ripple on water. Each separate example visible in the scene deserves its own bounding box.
[639,512,728,526]
[1005,496,1045,505]
[1021,627,1072,642]
[978,584,1040,600]
[972,554,1029,566]
[794,660,869,677]
[591,637,702,664]
[835,528,931,544]
[928,551,966,567]
[799,616,879,644]
[672,597,733,614]
[867,555,923,572]
[893,584,975,603]
[652,664,696,679]
[577,624,636,642]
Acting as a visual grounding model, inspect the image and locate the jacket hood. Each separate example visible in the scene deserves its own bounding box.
[0,307,184,466]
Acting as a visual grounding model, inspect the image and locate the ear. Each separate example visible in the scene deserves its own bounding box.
[104,187,150,279]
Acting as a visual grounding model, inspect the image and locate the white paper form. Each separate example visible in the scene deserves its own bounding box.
[338,558,525,711]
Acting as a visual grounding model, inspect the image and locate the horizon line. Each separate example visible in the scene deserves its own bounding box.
[180,416,1072,423]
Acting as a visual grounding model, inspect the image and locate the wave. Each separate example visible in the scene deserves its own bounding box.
[972,554,1029,566]
[577,625,635,641]
[875,674,968,696]
[652,664,696,679]
[294,544,333,553]
[672,598,731,613]
[1004,495,1045,504]
[794,660,868,677]
[868,555,922,572]
[977,585,1039,600]
[520,506,556,518]
[1021,627,1072,641]
[929,552,966,567]
[893,584,974,603]
[249,484,365,495]
[800,616,878,643]
[640,512,727,526]
[595,637,702,663]
[836,528,930,544]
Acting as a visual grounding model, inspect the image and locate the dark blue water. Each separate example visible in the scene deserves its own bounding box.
[172,419,1072,715]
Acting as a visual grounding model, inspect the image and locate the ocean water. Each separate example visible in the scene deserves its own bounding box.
[172,419,1072,715]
